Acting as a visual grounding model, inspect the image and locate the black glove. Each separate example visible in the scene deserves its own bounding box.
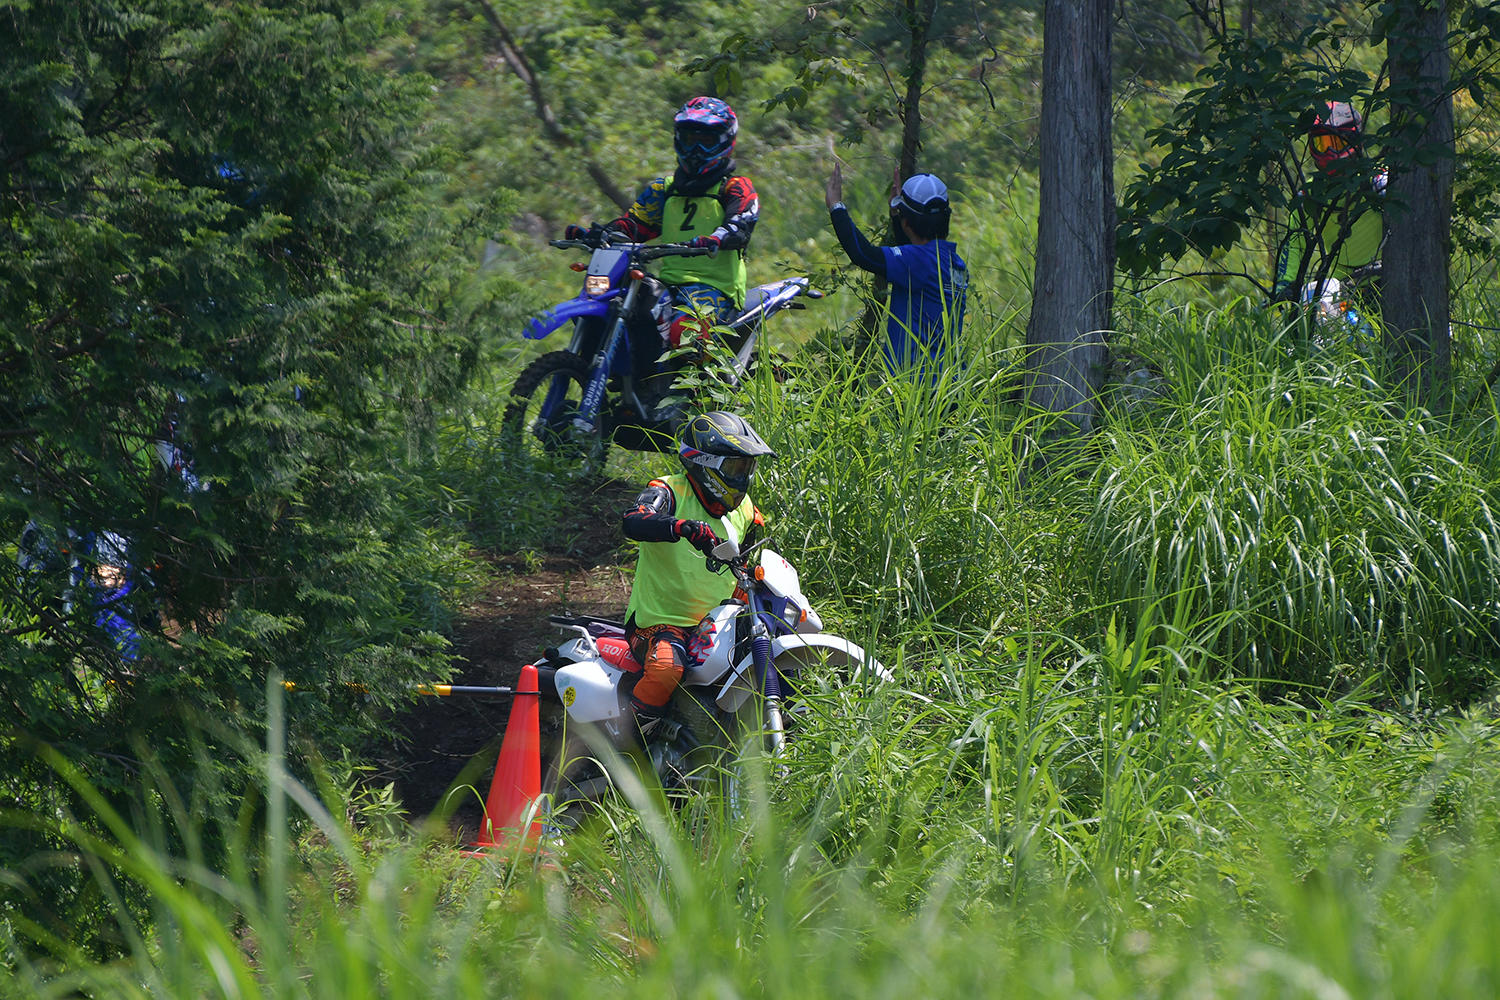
[675,519,722,557]
[687,235,721,255]
[564,223,590,240]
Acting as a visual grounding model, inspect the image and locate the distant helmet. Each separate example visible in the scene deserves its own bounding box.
[678,411,774,517]
[889,173,953,239]
[674,97,738,182]
[1308,100,1363,172]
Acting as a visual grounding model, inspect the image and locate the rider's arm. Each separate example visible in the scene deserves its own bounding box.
[1271,230,1303,302]
[604,179,669,242]
[1272,193,1311,302]
[622,479,696,544]
[829,205,888,278]
[709,176,760,251]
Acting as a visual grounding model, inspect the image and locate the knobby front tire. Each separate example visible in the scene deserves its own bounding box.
[502,350,609,477]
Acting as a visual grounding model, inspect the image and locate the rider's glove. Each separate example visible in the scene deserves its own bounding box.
[687,234,721,255]
[674,519,722,557]
[564,223,590,240]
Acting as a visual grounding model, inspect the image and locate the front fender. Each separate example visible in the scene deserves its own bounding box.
[716,632,891,713]
[523,294,618,340]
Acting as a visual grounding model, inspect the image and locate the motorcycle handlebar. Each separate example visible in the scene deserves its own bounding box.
[548,237,713,260]
[704,537,770,580]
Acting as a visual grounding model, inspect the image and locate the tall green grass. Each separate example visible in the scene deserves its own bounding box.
[6,666,1500,998]
[743,293,1500,700]
[1092,298,1500,698]
[18,246,1493,995]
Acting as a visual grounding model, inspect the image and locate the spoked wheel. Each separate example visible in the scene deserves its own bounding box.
[502,351,609,477]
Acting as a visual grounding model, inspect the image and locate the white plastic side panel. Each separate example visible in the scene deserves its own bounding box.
[557,636,598,662]
[554,658,627,723]
[682,602,740,687]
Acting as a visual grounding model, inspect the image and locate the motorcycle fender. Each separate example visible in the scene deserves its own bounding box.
[523,295,618,340]
[716,633,891,713]
[553,657,629,723]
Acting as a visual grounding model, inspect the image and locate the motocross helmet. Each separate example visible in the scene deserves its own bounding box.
[889,173,952,240]
[1309,100,1363,173]
[674,97,738,183]
[678,411,774,517]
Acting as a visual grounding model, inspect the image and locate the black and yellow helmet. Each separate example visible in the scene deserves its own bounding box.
[678,411,775,517]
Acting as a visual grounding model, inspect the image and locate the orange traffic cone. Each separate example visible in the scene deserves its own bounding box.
[463,662,543,855]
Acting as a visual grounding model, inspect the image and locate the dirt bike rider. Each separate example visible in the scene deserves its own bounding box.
[619,410,773,742]
[1271,100,1387,304]
[564,97,760,417]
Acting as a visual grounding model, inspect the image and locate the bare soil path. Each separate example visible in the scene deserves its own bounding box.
[367,475,639,835]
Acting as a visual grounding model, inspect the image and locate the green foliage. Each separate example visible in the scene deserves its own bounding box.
[741,327,1083,646]
[0,0,509,950]
[8,656,1500,998]
[1116,24,1376,287]
[1119,2,1500,294]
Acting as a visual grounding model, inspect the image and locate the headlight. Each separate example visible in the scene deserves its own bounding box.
[584,275,611,297]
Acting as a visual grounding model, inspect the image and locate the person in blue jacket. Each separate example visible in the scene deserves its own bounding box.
[825,164,968,379]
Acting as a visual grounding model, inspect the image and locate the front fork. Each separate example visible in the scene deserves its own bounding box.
[751,618,787,756]
[573,280,648,432]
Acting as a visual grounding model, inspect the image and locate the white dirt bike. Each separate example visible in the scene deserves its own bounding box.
[532,538,888,823]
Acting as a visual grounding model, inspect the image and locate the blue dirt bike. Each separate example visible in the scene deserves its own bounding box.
[504,228,820,471]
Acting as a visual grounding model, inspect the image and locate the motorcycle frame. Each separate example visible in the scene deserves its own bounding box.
[545,548,883,757]
[526,246,654,434]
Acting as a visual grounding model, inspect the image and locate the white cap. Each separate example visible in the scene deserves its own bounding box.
[890,173,949,213]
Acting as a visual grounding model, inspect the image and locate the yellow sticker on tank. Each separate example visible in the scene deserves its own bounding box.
[561,685,577,707]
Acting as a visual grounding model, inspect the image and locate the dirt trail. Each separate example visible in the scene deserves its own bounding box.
[369,476,638,834]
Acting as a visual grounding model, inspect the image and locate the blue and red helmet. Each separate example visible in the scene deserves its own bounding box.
[674,97,738,182]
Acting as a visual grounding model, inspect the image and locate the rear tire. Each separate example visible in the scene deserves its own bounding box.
[503,351,609,477]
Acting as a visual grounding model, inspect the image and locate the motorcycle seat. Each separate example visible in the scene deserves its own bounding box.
[596,635,641,672]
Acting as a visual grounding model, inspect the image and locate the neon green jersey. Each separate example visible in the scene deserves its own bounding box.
[1273,173,1385,298]
[625,474,755,628]
[660,191,748,307]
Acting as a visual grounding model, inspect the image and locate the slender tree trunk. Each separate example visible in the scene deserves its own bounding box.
[1383,0,1453,408]
[1024,0,1114,435]
[897,0,937,179]
[857,0,938,349]
[473,0,632,212]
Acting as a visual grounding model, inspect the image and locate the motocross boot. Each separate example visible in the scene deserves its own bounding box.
[633,699,705,792]
[631,697,681,748]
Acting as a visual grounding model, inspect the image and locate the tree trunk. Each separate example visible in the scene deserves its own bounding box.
[897,0,937,179]
[1024,0,1114,435]
[1382,0,1454,408]
[857,0,938,350]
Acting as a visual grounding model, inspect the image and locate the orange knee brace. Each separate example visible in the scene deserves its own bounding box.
[631,631,686,708]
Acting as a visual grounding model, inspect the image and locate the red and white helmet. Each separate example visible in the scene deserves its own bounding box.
[1309,100,1363,172]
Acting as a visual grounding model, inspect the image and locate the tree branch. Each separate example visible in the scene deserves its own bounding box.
[471,0,632,213]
